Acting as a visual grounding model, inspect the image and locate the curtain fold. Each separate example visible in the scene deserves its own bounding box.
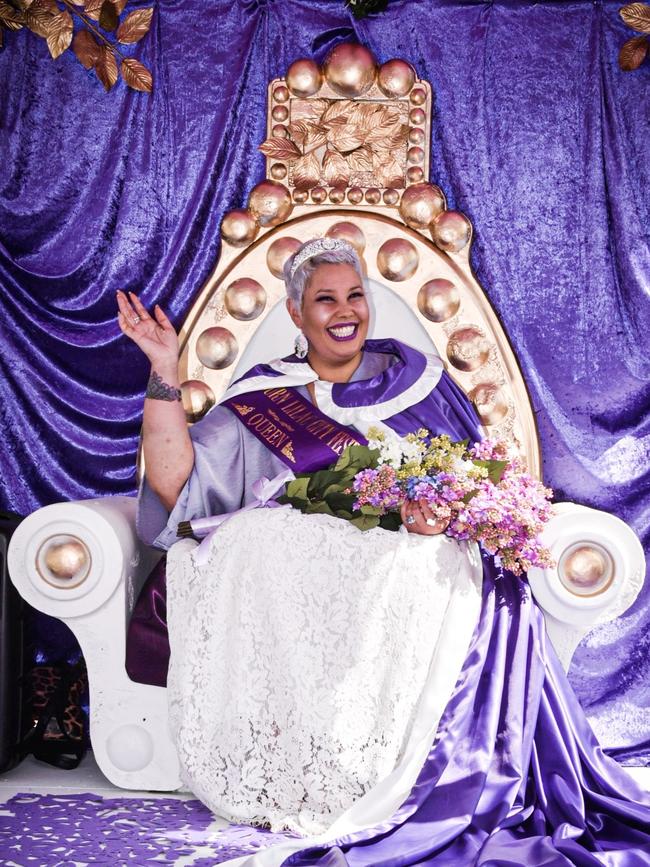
[1,0,648,761]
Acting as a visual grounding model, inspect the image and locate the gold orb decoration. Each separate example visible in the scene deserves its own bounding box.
[407,166,424,183]
[383,188,400,205]
[468,382,509,425]
[272,104,289,123]
[329,187,346,204]
[248,180,293,228]
[409,128,425,145]
[272,124,288,138]
[559,543,614,596]
[323,43,376,97]
[377,59,416,97]
[196,326,238,369]
[410,107,425,124]
[347,186,363,204]
[286,58,322,97]
[311,187,327,203]
[266,236,302,279]
[181,380,216,423]
[273,85,289,103]
[446,326,491,372]
[220,209,259,248]
[399,183,446,230]
[293,189,308,203]
[224,278,267,321]
[44,540,88,580]
[365,188,381,204]
[377,238,419,282]
[326,221,366,254]
[407,146,424,164]
[270,163,287,180]
[417,279,460,322]
[431,210,472,253]
[410,87,426,105]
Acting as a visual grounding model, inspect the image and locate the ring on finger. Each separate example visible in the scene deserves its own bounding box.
[132,315,141,325]
[405,515,416,525]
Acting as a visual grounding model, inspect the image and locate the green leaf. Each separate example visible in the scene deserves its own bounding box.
[379,512,402,532]
[477,459,508,485]
[350,514,380,531]
[325,492,358,513]
[285,477,310,501]
[307,469,345,496]
[305,501,334,516]
[360,504,383,516]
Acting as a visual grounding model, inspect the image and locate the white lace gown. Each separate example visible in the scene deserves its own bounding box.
[166,506,483,838]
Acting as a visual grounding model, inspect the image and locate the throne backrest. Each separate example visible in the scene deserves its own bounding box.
[165,44,541,478]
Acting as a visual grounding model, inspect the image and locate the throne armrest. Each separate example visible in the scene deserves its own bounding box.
[8,497,182,791]
[527,502,646,670]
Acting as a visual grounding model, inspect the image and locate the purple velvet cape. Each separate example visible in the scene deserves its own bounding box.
[130,340,650,863]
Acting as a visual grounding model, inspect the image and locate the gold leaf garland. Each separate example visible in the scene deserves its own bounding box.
[0,0,154,93]
[619,2,650,69]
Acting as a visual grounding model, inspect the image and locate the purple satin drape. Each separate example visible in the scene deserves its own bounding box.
[1,1,648,760]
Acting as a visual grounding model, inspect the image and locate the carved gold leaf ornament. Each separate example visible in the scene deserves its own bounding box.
[259,137,302,160]
[121,56,152,91]
[46,8,72,58]
[72,26,99,66]
[95,42,118,89]
[111,0,127,13]
[116,5,152,43]
[293,152,321,190]
[84,0,103,20]
[323,148,351,186]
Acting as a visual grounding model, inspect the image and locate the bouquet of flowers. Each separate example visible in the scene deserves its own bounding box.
[279,427,555,575]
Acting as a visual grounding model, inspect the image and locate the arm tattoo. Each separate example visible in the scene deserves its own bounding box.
[146,371,182,402]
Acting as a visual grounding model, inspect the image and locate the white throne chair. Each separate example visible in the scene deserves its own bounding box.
[8,44,646,792]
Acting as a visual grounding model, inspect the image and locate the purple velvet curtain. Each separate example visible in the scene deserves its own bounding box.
[1,0,648,761]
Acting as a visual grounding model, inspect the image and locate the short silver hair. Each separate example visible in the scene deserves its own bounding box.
[283,239,364,308]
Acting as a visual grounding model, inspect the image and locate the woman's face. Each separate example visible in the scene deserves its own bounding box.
[288,263,370,366]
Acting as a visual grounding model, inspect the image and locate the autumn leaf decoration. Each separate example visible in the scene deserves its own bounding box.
[260,100,408,192]
[619,3,650,70]
[0,0,153,93]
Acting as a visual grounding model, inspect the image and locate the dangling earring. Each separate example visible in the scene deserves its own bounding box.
[294,331,308,359]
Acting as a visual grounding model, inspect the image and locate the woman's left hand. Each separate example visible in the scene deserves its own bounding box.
[401,499,449,536]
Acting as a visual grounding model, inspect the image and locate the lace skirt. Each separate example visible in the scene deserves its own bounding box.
[166,507,483,836]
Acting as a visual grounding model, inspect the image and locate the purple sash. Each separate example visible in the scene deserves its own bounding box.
[222,386,366,472]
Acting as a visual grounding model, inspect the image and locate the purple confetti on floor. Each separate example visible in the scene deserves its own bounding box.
[0,792,300,865]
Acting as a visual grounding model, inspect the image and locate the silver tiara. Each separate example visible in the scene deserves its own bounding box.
[288,237,353,280]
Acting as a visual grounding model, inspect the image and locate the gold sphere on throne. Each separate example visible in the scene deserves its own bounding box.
[266,237,302,279]
[286,58,322,97]
[44,540,88,581]
[399,183,446,230]
[559,543,614,596]
[431,210,472,252]
[196,326,238,370]
[323,43,376,97]
[181,380,216,423]
[221,209,259,247]
[248,181,293,228]
[326,222,366,255]
[378,59,416,97]
[468,382,509,425]
[417,279,460,322]
[377,239,419,281]
[446,326,490,371]
[224,278,267,320]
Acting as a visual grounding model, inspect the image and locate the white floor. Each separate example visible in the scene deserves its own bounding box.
[0,752,193,802]
[2,752,649,804]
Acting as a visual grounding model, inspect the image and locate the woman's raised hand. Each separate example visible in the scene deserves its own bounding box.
[116,290,179,368]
